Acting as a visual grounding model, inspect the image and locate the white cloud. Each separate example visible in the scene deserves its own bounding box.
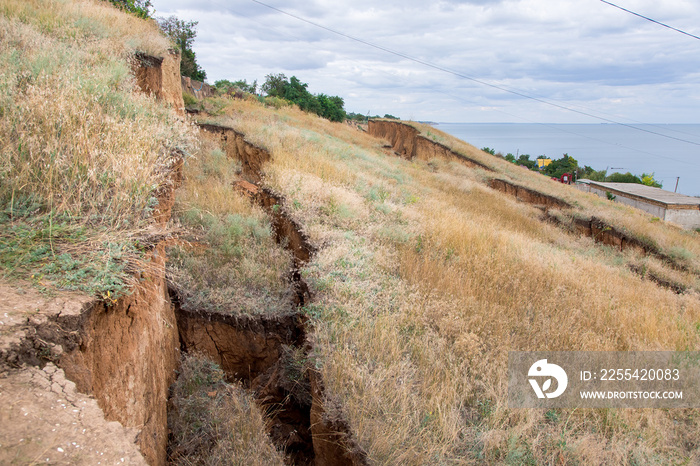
[151,0,700,123]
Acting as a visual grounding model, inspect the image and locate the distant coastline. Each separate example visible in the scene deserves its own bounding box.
[437,123,700,197]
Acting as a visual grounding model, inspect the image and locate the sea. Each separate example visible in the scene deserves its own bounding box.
[435,123,700,197]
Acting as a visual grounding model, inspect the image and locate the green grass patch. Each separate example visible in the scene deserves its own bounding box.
[0,198,138,299]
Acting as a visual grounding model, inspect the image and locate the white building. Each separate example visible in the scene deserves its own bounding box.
[576,180,700,230]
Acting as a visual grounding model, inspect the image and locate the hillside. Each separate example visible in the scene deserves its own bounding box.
[2,2,700,465]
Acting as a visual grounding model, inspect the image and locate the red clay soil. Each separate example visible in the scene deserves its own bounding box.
[368,119,493,171]
[489,178,571,209]
[58,242,180,465]
[197,123,271,184]
[132,50,185,115]
[175,310,305,381]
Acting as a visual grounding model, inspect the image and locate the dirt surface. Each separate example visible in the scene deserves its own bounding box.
[0,364,146,465]
[0,282,93,370]
[60,243,180,466]
[489,178,571,209]
[132,50,185,115]
[0,283,148,464]
[368,119,493,171]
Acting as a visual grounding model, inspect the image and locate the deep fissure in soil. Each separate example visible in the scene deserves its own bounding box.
[164,123,365,465]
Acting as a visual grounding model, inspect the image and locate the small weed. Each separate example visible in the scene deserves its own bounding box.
[182,91,197,107]
[545,409,559,424]
[0,211,136,299]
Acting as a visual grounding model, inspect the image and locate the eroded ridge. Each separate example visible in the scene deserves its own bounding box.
[173,122,367,465]
[489,178,572,209]
[368,119,493,171]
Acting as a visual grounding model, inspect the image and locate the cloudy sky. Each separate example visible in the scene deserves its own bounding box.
[150,0,700,125]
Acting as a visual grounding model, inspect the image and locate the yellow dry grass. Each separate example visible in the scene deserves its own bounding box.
[197,95,700,463]
[0,0,194,295]
[167,136,292,316]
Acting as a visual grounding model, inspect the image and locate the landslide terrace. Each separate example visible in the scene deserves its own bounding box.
[2,1,700,465]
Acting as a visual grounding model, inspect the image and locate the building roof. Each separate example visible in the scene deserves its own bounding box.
[577,180,700,207]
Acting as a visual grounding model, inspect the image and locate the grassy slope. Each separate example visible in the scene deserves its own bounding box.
[4,2,699,462]
[0,0,194,298]
[187,97,700,464]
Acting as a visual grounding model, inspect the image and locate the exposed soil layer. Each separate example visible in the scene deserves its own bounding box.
[543,212,693,293]
[368,119,493,171]
[132,51,185,115]
[197,123,270,183]
[181,76,215,100]
[176,309,305,381]
[0,249,180,466]
[58,242,179,465]
[179,121,366,465]
[489,178,572,209]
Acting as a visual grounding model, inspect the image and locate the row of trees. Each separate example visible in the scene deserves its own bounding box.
[495,150,662,187]
[261,74,346,122]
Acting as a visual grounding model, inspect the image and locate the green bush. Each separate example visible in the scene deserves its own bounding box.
[182,91,197,106]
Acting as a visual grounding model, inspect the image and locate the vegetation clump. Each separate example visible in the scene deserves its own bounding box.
[0,0,194,296]
[168,353,284,466]
[261,73,346,122]
[167,139,292,316]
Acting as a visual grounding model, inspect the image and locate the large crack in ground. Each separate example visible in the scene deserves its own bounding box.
[165,122,366,465]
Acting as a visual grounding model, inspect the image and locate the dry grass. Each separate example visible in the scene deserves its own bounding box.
[166,136,293,316]
[168,353,285,466]
[403,121,700,272]
[0,0,194,295]
[197,95,700,463]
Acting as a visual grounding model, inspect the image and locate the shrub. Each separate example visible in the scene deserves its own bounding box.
[168,354,284,465]
[183,91,197,106]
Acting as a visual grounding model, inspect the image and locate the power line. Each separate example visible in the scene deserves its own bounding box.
[599,0,700,41]
[249,0,700,148]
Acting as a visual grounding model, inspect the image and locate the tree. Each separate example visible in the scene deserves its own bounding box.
[606,172,642,184]
[577,165,607,181]
[261,73,289,98]
[261,74,346,122]
[157,16,206,81]
[516,154,537,170]
[542,153,578,178]
[214,79,257,94]
[640,173,662,188]
[106,0,152,18]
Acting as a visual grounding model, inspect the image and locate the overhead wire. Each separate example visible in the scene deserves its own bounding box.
[249,0,700,149]
[599,0,700,41]
[220,6,698,167]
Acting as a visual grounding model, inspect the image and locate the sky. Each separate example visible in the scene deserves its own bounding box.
[149,0,700,125]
